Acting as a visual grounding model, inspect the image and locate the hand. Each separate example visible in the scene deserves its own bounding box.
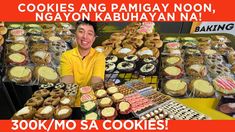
[91,76,103,84]
[61,75,74,84]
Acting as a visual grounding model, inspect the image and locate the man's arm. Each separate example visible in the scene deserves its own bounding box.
[91,53,105,84]
[91,76,103,84]
[61,75,74,84]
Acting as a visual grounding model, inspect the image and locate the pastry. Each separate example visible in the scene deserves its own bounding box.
[198,42,212,49]
[56,28,72,36]
[167,49,182,56]
[182,42,197,48]
[99,97,113,108]
[205,54,224,65]
[110,32,126,40]
[54,106,72,119]
[105,63,116,73]
[101,107,117,120]
[34,66,59,83]
[84,112,99,120]
[53,52,63,63]
[61,34,75,43]
[136,47,159,59]
[126,32,143,40]
[116,101,131,114]
[0,26,7,35]
[50,89,64,97]
[117,61,135,72]
[42,29,55,36]
[27,28,42,35]
[8,66,32,83]
[164,79,187,97]
[25,24,41,29]
[187,64,207,77]
[79,86,92,94]
[107,86,119,95]
[197,37,211,43]
[7,52,27,65]
[124,93,153,112]
[163,37,179,42]
[144,32,160,40]
[34,105,54,119]
[33,89,50,98]
[189,79,215,97]
[104,81,115,88]
[165,56,182,66]
[31,51,51,65]
[204,49,217,55]
[122,38,144,48]
[139,63,156,76]
[181,37,197,42]
[208,64,231,78]
[39,83,54,89]
[60,96,75,107]
[95,89,107,98]
[57,22,74,30]
[163,66,183,79]
[217,46,234,55]
[25,96,44,107]
[91,82,104,91]
[144,39,163,48]
[112,46,136,58]
[49,40,68,53]
[137,27,152,35]
[55,82,66,89]
[66,83,79,90]
[227,51,235,65]
[112,93,124,103]
[128,81,151,90]
[212,35,230,43]
[213,76,235,94]
[95,46,112,56]
[106,55,118,63]
[30,43,48,52]
[146,91,171,104]
[143,57,158,65]
[12,106,36,120]
[10,36,26,43]
[64,89,77,97]
[102,38,122,47]
[48,36,61,42]
[185,56,204,66]
[9,29,25,36]
[43,96,60,106]
[80,94,96,103]
[185,49,201,56]
[165,42,181,49]
[8,43,27,53]
[81,101,97,113]
[124,55,139,62]
[8,24,24,29]
[118,85,134,95]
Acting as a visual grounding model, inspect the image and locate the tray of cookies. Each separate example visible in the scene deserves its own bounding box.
[11,82,78,120]
[159,33,235,98]
[0,22,77,85]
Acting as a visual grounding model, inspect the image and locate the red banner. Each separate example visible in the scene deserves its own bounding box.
[0,120,235,132]
[0,0,234,22]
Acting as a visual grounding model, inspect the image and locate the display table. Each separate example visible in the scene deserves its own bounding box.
[177,98,234,120]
